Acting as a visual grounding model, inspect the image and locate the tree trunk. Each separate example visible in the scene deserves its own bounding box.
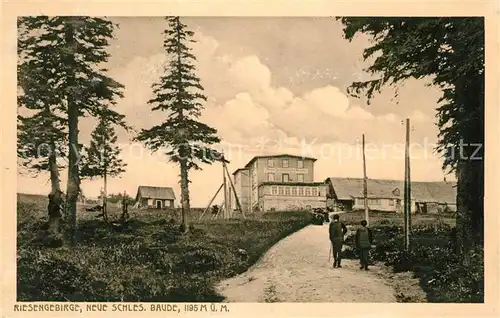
[455,158,484,263]
[103,170,108,223]
[66,100,79,245]
[454,74,484,263]
[47,145,62,236]
[64,21,80,245]
[179,159,190,233]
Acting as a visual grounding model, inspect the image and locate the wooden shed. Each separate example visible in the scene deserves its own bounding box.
[134,186,176,209]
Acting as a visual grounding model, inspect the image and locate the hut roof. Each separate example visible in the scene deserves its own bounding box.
[135,186,176,201]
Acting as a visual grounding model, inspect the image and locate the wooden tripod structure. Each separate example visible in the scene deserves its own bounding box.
[199,159,245,220]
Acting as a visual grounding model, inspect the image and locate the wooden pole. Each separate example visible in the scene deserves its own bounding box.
[222,160,228,219]
[227,168,232,218]
[224,163,245,218]
[199,183,224,220]
[362,134,369,226]
[404,118,411,251]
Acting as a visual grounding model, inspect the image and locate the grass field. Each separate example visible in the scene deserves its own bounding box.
[16,193,314,301]
[16,193,480,303]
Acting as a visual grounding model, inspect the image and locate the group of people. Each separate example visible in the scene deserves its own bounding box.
[328,214,373,270]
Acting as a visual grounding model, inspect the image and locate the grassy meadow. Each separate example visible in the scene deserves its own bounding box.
[17,193,313,302]
[16,194,482,303]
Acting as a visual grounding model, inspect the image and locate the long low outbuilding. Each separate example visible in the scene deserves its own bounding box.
[324,177,457,214]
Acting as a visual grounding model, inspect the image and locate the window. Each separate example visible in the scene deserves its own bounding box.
[282,159,289,168]
[297,174,304,182]
[312,188,318,196]
[297,160,304,168]
[278,187,284,195]
[291,187,297,196]
[271,186,277,195]
[285,187,290,196]
[268,159,274,167]
[267,173,275,182]
[368,198,381,205]
[282,173,290,182]
[298,188,304,196]
[305,187,311,196]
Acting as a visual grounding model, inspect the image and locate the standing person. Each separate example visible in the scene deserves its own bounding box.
[329,214,348,268]
[356,220,374,270]
[121,192,130,221]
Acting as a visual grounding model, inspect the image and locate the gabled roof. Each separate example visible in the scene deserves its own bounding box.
[244,154,317,168]
[421,181,457,204]
[325,177,457,204]
[136,186,176,201]
[232,167,249,175]
[326,177,404,200]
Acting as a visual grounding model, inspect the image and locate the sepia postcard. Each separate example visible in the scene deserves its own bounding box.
[1,0,499,317]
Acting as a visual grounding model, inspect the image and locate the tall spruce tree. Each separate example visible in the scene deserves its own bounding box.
[81,117,127,223]
[337,17,484,261]
[17,16,126,244]
[18,18,69,238]
[135,17,224,232]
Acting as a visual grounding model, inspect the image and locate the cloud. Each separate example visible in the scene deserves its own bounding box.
[228,56,272,93]
[17,25,451,207]
[202,54,438,149]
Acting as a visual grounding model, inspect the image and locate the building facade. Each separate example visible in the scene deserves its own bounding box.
[232,154,326,213]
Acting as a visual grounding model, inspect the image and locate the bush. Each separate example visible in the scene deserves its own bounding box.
[424,246,483,303]
[341,223,483,303]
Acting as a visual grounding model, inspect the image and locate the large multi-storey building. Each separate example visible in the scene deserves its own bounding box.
[232,154,327,213]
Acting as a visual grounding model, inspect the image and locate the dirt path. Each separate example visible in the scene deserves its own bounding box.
[216,224,398,302]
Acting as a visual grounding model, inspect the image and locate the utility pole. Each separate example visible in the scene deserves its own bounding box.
[404,118,411,251]
[362,134,369,226]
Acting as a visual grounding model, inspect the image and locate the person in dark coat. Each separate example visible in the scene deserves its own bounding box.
[211,205,219,216]
[355,220,374,270]
[121,193,130,221]
[329,214,348,268]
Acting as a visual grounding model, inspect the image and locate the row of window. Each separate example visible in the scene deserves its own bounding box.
[268,158,304,169]
[270,186,320,197]
[355,198,399,206]
[267,173,304,183]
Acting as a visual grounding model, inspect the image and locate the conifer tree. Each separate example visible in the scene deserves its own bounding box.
[81,117,127,223]
[17,16,126,244]
[135,17,224,232]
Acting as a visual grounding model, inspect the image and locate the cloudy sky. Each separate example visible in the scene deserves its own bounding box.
[17,17,453,207]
